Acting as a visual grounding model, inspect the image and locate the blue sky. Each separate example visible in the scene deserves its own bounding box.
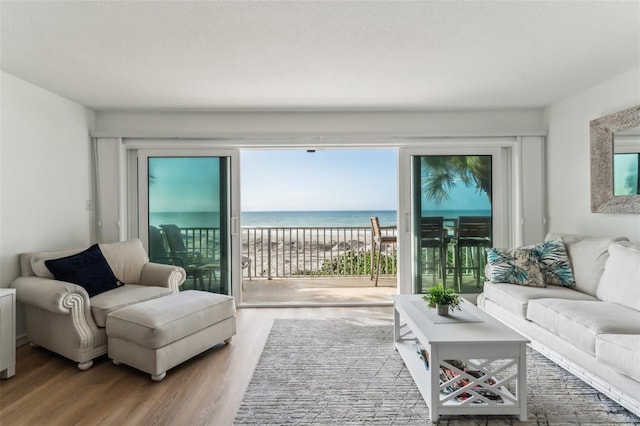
[149,157,220,212]
[241,149,398,211]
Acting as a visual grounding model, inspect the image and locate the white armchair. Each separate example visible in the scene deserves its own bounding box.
[11,239,186,370]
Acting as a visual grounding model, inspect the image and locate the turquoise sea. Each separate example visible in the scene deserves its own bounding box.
[150,209,490,229]
[242,210,397,227]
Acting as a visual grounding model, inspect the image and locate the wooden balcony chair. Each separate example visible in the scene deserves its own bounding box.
[158,224,212,290]
[158,225,251,291]
[454,216,492,289]
[242,256,251,280]
[148,225,194,270]
[370,216,397,287]
[418,216,451,293]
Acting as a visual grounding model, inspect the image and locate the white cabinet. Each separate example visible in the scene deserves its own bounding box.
[0,288,16,379]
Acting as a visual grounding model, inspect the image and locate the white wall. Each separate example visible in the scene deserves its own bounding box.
[1,72,95,339]
[1,72,95,283]
[544,66,640,241]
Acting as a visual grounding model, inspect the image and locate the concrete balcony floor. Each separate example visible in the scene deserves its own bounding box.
[240,276,398,305]
[182,273,483,305]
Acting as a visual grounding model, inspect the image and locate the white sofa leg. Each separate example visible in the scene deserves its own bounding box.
[151,372,166,381]
[77,360,93,371]
[224,337,232,344]
[112,359,121,365]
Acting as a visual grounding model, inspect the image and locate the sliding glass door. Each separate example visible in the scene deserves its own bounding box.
[399,146,510,295]
[413,154,493,294]
[137,149,239,296]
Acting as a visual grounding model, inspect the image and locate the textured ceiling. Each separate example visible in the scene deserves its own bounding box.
[1,1,639,111]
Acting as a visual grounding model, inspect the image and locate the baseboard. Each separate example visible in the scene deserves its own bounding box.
[16,333,29,347]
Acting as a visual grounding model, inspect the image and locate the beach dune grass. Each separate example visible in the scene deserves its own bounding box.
[320,250,397,276]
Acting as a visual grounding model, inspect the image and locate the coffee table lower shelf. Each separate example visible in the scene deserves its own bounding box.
[397,340,524,420]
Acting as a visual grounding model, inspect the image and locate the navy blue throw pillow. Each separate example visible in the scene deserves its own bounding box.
[45,244,121,297]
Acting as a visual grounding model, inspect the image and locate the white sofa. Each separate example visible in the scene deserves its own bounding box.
[11,239,186,370]
[478,233,640,416]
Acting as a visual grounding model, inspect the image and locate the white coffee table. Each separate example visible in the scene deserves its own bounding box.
[393,294,529,423]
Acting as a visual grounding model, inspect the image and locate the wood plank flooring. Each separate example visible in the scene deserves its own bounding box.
[0,306,393,426]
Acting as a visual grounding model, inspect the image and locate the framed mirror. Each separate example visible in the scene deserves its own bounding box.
[590,105,640,213]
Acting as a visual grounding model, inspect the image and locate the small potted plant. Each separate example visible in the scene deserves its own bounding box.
[422,283,462,316]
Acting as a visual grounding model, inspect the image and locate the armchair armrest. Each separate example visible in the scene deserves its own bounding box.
[11,276,91,314]
[139,262,186,292]
[11,276,103,363]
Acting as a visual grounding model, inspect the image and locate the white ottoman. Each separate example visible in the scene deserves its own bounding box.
[106,290,236,381]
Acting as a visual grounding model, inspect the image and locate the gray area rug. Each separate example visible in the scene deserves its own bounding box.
[234,318,640,425]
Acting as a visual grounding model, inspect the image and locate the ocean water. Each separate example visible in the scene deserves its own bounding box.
[421,209,492,225]
[150,209,490,229]
[242,210,397,227]
[150,212,220,229]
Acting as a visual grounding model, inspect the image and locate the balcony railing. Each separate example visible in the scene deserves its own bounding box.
[174,226,396,279]
[242,226,397,279]
[169,225,484,284]
[178,227,222,261]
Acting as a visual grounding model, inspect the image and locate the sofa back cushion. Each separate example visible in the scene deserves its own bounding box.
[28,247,86,278]
[596,243,640,311]
[545,233,629,296]
[99,239,149,284]
[25,239,149,285]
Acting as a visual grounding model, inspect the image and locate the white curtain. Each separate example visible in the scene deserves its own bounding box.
[93,137,122,243]
[520,136,547,245]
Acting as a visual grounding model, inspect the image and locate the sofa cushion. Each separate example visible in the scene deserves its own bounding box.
[482,281,597,318]
[596,243,640,312]
[596,334,640,382]
[526,299,640,355]
[90,284,173,327]
[486,247,545,287]
[99,239,149,285]
[45,244,122,298]
[532,239,576,287]
[545,233,629,296]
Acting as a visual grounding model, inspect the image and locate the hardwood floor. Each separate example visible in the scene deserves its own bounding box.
[0,306,393,426]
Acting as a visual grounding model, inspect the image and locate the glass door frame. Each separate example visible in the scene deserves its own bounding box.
[129,145,241,301]
[398,141,515,296]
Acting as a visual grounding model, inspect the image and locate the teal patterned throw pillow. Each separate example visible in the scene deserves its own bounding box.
[486,247,545,287]
[529,239,576,287]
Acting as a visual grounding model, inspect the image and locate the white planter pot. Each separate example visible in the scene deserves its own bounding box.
[436,304,450,316]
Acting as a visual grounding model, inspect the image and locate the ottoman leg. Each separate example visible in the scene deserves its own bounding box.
[151,372,166,381]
